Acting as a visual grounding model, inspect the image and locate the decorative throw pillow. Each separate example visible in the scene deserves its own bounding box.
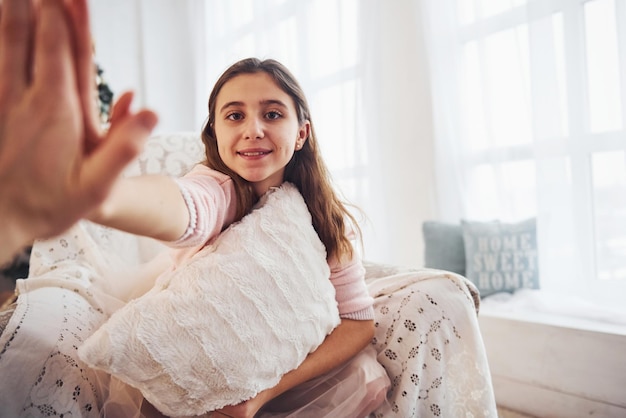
[78,183,340,417]
[422,221,466,276]
[461,218,539,298]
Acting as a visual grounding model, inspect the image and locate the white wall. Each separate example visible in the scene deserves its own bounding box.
[89,0,203,133]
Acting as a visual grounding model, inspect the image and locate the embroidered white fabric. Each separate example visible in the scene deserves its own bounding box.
[0,221,138,418]
[364,263,498,417]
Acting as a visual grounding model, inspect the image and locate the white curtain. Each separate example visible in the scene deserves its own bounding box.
[422,0,626,310]
[88,0,438,269]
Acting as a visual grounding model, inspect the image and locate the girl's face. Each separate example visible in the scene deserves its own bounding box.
[213,72,310,196]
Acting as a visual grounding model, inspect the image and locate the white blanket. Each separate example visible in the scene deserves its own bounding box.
[77,182,340,417]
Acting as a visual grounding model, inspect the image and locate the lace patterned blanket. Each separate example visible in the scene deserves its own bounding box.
[366,263,498,417]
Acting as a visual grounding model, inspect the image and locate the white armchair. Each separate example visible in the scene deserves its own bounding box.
[0,132,497,417]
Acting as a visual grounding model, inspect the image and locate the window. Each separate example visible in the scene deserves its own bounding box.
[428,0,626,308]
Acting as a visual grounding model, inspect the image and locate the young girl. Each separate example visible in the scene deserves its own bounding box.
[89,58,389,417]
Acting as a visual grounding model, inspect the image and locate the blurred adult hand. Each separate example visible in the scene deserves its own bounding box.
[0,0,158,264]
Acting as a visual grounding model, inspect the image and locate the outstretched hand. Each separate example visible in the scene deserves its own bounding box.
[0,0,158,263]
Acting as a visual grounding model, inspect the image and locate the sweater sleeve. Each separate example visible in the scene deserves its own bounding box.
[329,249,374,321]
[164,165,237,258]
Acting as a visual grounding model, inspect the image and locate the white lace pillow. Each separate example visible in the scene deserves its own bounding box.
[78,182,340,417]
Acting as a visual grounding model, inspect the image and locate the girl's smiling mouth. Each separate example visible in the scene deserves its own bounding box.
[238,149,272,158]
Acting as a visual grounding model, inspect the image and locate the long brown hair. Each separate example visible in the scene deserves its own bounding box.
[201,58,360,261]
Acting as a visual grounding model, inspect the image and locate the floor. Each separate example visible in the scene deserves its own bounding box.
[497,406,538,418]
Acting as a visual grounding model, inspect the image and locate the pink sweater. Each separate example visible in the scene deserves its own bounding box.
[166,165,374,320]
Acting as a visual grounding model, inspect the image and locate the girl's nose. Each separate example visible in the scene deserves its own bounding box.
[244,117,264,140]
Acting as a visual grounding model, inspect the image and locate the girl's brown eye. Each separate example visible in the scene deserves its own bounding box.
[266,111,282,120]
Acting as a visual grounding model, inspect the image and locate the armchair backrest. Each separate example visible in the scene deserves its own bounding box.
[124,132,205,178]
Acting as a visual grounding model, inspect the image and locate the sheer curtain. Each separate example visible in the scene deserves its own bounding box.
[423,0,626,310]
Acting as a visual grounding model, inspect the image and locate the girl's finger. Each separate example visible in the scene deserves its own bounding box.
[65,0,101,139]
[31,0,76,102]
[109,91,136,126]
[78,109,158,207]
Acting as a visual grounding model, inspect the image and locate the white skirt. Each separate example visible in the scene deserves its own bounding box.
[257,345,390,418]
[105,344,390,418]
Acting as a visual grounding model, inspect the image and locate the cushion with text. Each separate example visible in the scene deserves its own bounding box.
[461,218,539,298]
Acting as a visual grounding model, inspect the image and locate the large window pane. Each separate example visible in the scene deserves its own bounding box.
[461,41,489,151]
[467,160,536,220]
[592,151,626,280]
[467,164,500,219]
[529,13,569,140]
[484,25,532,147]
[499,160,537,219]
[312,80,360,171]
[585,0,622,133]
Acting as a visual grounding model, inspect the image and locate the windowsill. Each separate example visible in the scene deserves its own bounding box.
[480,305,626,336]
[478,288,626,336]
